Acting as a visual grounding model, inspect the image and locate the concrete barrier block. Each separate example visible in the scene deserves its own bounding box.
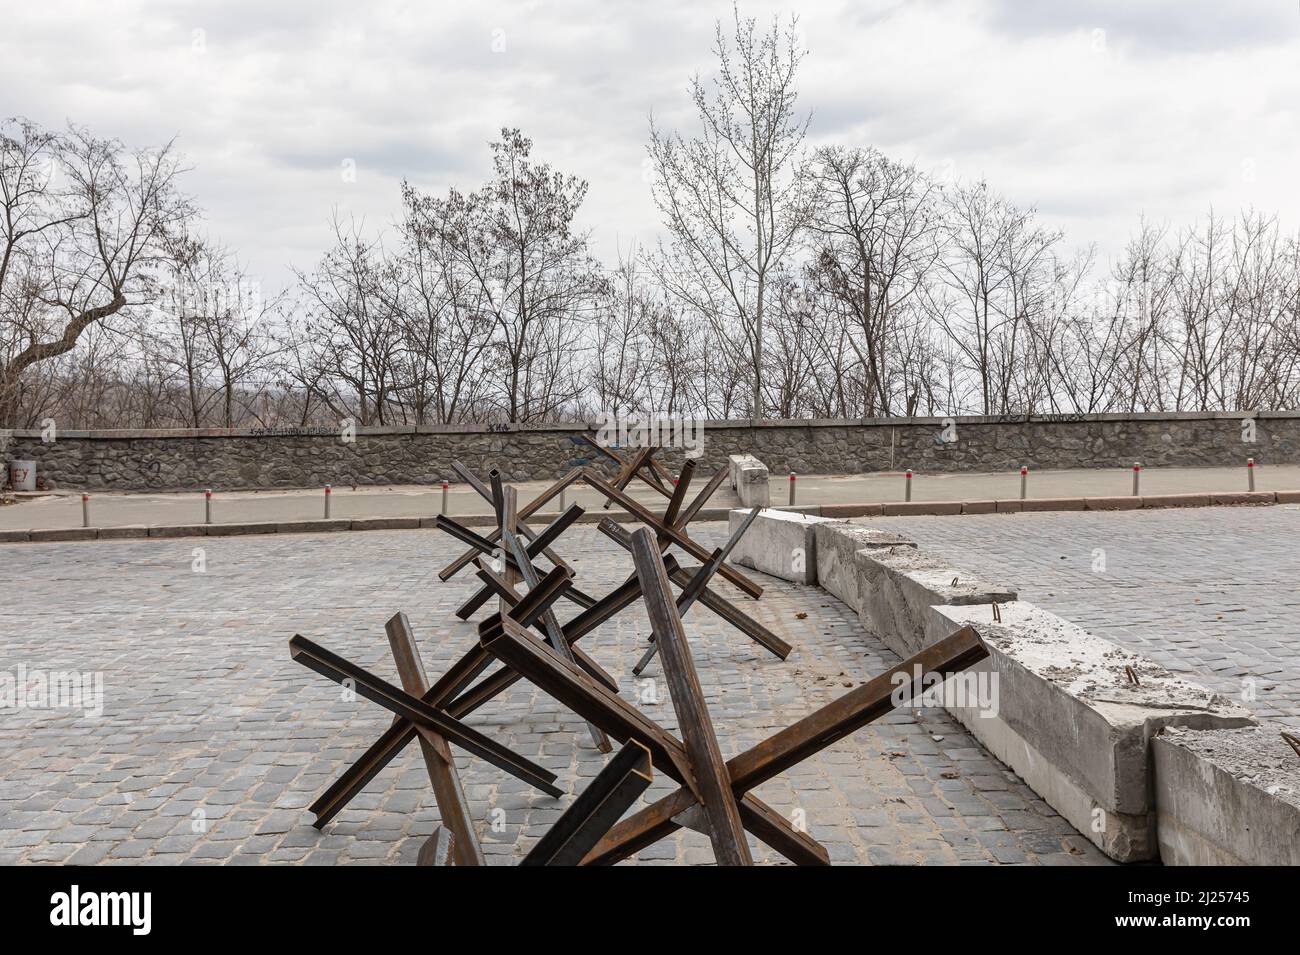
[728,507,827,584]
[0,529,31,543]
[350,517,422,531]
[1153,725,1300,866]
[925,601,1255,861]
[995,500,1023,513]
[961,500,998,514]
[856,547,1016,658]
[727,454,771,508]
[98,525,149,539]
[813,522,916,614]
[882,501,963,516]
[29,528,98,542]
[1276,489,1300,504]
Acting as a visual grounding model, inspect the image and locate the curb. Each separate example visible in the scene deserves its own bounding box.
[0,494,1290,544]
[2,506,736,543]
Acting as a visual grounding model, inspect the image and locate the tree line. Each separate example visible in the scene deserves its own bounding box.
[3,10,1298,430]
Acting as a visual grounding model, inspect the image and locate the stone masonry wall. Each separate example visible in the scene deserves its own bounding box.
[2,412,1296,491]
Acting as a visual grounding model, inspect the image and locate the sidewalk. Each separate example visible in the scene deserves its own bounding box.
[0,463,1290,532]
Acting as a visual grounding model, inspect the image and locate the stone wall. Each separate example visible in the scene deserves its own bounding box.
[2,411,1296,491]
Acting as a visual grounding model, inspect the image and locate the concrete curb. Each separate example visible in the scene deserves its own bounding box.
[0,489,1292,544]
[763,490,1292,517]
[1,506,737,543]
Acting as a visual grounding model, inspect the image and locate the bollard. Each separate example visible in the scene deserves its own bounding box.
[1131,462,1141,497]
[82,493,90,528]
[1247,457,1255,492]
[205,488,212,525]
[1019,465,1028,500]
[324,483,332,519]
[905,468,912,503]
[441,480,449,516]
[788,472,796,506]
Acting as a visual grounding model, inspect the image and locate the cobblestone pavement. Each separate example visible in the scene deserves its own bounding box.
[872,505,1300,731]
[0,525,1109,866]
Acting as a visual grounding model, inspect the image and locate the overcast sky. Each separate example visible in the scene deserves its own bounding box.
[5,0,1299,294]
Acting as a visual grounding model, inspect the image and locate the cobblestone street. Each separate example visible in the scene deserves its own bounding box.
[873,505,1300,730]
[0,525,1107,865]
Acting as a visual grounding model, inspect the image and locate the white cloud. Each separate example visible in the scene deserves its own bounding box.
[3,0,1298,293]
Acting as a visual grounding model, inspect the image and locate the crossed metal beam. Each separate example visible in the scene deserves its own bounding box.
[299,565,575,831]
[574,435,675,506]
[581,466,764,599]
[521,740,653,866]
[438,466,585,584]
[478,532,990,865]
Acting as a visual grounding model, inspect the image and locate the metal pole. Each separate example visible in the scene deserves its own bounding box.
[905,468,912,502]
[205,488,212,524]
[788,472,796,506]
[1131,463,1141,497]
[1247,458,1255,492]
[441,480,449,516]
[325,483,332,519]
[82,493,89,528]
[1019,466,1028,500]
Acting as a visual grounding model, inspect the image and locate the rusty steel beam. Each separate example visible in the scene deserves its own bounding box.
[582,469,763,598]
[385,612,484,866]
[582,626,989,865]
[521,740,653,867]
[597,515,789,665]
[307,567,575,829]
[632,506,763,675]
[290,634,562,797]
[478,613,820,865]
[630,529,752,865]
[416,826,456,866]
[439,467,583,581]
[504,526,611,752]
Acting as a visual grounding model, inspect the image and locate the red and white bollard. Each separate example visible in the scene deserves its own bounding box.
[205,488,212,524]
[324,483,332,519]
[1247,457,1256,492]
[1131,462,1141,497]
[905,468,913,503]
[1019,465,1028,500]
[81,493,90,528]
[441,480,449,515]
[788,472,796,506]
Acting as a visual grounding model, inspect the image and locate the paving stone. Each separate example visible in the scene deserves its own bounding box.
[0,525,1115,866]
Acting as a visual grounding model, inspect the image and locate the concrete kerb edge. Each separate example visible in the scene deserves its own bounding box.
[0,506,740,543]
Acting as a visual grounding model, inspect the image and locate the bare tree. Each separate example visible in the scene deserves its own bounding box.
[648,5,812,416]
[407,129,605,422]
[0,118,193,425]
[807,146,944,415]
